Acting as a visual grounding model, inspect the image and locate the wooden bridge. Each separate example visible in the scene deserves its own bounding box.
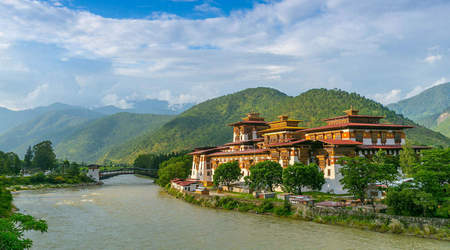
[99,168,158,180]
[87,165,158,181]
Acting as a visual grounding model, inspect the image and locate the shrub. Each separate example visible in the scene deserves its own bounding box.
[388,219,404,234]
[256,200,274,213]
[30,172,46,184]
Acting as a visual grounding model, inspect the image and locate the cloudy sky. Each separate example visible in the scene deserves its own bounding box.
[0,0,449,110]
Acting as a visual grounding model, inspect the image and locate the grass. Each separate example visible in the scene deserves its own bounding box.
[302,191,351,202]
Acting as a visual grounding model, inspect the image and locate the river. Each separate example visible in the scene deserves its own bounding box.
[13,175,449,250]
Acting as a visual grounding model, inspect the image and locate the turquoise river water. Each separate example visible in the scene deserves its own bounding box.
[13,175,449,250]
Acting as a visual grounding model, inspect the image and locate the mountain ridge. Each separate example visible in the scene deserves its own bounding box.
[388,82,450,138]
[102,87,450,163]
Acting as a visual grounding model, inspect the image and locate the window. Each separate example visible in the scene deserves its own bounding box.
[381,132,387,144]
[371,132,378,144]
[327,169,331,176]
[335,132,341,140]
[355,131,363,143]
[394,132,402,144]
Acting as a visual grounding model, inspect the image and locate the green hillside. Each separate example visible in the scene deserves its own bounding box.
[387,82,450,121]
[433,107,450,137]
[0,103,83,135]
[56,113,173,163]
[0,108,102,155]
[103,88,450,163]
[388,83,450,138]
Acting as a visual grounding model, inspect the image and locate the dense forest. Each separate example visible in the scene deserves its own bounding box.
[104,87,450,163]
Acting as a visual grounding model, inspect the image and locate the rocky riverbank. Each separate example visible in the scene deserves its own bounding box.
[165,187,450,241]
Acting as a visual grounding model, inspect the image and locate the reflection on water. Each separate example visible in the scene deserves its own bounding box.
[13,175,449,250]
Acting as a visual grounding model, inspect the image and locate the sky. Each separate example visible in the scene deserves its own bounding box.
[0,0,449,110]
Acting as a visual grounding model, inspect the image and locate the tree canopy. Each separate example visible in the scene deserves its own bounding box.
[213,161,242,187]
[32,141,56,171]
[157,155,192,187]
[282,163,325,194]
[246,161,282,192]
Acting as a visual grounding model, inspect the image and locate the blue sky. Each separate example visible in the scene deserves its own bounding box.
[41,0,270,19]
[0,0,449,110]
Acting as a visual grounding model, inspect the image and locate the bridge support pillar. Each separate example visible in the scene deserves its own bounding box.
[87,164,100,182]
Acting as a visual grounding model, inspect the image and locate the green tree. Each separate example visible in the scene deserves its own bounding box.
[338,157,376,204]
[32,141,56,171]
[213,161,242,187]
[157,155,192,186]
[246,161,282,192]
[372,150,399,187]
[399,141,417,176]
[413,148,450,200]
[385,185,425,216]
[23,146,33,169]
[282,163,325,194]
[23,146,33,171]
[67,162,80,178]
[133,154,155,169]
[0,186,48,250]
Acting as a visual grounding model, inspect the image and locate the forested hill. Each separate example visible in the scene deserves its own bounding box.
[388,82,450,121]
[388,83,450,138]
[103,87,450,163]
[0,108,102,155]
[55,113,173,163]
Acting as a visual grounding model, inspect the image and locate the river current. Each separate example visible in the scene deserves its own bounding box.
[13,175,449,250]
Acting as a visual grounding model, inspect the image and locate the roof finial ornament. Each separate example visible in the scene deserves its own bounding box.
[344,105,359,116]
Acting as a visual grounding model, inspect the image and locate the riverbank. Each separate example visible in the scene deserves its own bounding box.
[8,182,101,192]
[164,187,450,241]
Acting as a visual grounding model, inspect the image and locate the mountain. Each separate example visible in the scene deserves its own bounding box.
[93,99,194,115]
[0,99,192,135]
[0,103,82,135]
[103,87,450,163]
[0,108,102,155]
[388,82,450,137]
[55,113,173,163]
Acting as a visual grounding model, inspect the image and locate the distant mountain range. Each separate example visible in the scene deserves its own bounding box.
[0,99,192,135]
[0,98,189,161]
[0,87,448,164]
[93,99,194,116]
[388,82,450,138]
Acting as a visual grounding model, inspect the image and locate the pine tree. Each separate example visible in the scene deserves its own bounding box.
[24,146,33,170]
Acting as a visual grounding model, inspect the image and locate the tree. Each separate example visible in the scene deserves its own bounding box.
[23,146,33,171]
[372,150,399,188]
[412,148,450,201]
[32,141,56,171]
[133,154,155,169]
[282,163,325,194]
[246,161,282,192]
[66,162,80,178]
[399,141,417,177]
[157,155,192,186]
[338,157,376,204]
[213,161,242,187]
[0,186,48,250]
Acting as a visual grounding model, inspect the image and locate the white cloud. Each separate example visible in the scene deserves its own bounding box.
[372,89,402,104]
[424,54,442,63]
[405,77,448,98]
[101,93,133,109]
[194,3,221,14]
[0,0,450,109]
